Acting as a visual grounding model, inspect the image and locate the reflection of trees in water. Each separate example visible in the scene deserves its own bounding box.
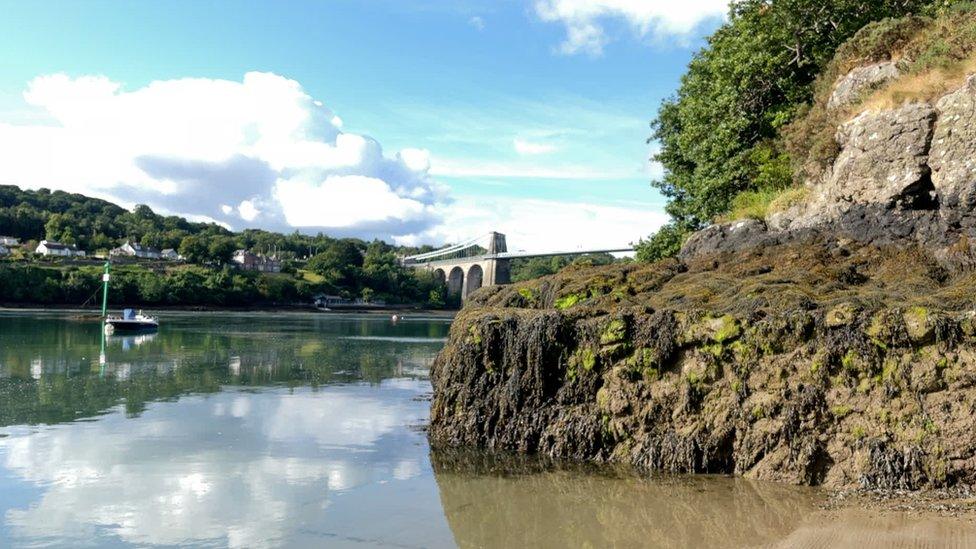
[430,449,821,548]
[0,313,445,427]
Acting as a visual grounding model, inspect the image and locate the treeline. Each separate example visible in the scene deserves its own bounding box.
[0,185,449,307]
[636,0,964,261]
[0,185,438,262]
[510,253,618,283]
[0,262,445,308]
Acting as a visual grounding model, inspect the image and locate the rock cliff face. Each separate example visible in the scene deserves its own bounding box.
[428,67,976,491]
[694,74,976,262]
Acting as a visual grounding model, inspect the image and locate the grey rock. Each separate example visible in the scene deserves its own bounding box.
[790,102,936,230]
[827,61,900,111]
[679,219,771,259]
[931,75,976,209]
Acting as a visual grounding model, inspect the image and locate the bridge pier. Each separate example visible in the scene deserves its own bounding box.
[431,257,510,301]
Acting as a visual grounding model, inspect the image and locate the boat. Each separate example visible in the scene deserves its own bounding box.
[105,308,158,333]
[97,261,159,334]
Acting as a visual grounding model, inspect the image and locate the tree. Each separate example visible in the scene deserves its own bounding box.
[206,236,237,264]
[650,0,931,230]
[307,240,364,290]
[178,235,209,264]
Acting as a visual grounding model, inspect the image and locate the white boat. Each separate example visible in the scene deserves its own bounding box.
[105,308,158,333]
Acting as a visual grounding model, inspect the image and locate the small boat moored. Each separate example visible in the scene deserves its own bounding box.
[105,308,158,333]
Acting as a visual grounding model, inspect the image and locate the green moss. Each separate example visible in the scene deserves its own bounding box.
[903,306,933,342]
[581,349,596,371]
[555,292,585,310]
[751,405,766,420]
[517,287,538,306]
[881,359,900,384]
[832,405,852,418]
[568,347,596,380]
[714,315,740,343]
[841,350,858,372]
[468,324,482,345]
[600,319,627,345]
[852,425,867,440]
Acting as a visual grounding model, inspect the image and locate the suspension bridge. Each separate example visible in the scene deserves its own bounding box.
[401,232,633,300]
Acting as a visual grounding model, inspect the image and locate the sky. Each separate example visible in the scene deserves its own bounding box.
[0,0,727,252]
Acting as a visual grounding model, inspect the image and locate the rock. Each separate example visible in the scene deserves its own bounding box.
[678,219,772,259]
[827,61,900,111]
[822,102,936,209]
[429,240,976,491]
[931,75,976,209]
[826,302,858,327]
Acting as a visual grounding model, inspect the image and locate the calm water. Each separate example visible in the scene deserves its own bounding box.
[0,310,973,548]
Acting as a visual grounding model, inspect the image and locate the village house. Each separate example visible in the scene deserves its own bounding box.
[0,236,19,247]
[232,249,282,273]
[110,241,162,259]
[36,240,85,257]
[161,248,182,261]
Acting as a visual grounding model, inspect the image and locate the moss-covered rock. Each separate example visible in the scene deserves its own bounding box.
[429,239,976,491]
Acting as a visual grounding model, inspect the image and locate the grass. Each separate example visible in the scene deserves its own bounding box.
[862,55,976,110]
[298,269,325,284]
[719,186,810,223]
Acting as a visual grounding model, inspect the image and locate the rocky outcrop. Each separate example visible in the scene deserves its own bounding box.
[428,240,976,490]
[827,61,900,111]
[931,76,976,211]
[428,66,976,494]
[693,74,976,261]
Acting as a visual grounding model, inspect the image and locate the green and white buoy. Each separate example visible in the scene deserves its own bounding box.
[99,262,110,366]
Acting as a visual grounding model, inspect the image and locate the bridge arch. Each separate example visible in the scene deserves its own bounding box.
[447,266,464,297]
[465,264,484,297]
[433,268,446,285]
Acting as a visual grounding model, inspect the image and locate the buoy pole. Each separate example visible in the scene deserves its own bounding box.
[101,261,110,318]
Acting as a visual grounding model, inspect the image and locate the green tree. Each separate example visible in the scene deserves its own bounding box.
[307,240,364,290]
[649,0,931,232]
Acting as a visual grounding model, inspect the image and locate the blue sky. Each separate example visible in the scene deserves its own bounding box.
[0,0,725,250]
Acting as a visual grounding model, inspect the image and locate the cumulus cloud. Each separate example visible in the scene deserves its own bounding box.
[534,0,729,55]
[468,16,485,30]
[513,138,557,155]
[0,72,447,240]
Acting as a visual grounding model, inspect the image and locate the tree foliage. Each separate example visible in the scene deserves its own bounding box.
[649,0,932,231]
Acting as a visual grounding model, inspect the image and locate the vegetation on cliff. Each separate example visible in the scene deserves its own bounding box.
[636,0,974,260]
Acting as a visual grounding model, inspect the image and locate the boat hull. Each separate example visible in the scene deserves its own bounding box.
[105,320,158,333]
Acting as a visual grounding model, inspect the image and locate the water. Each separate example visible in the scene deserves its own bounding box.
[0,310,972,548]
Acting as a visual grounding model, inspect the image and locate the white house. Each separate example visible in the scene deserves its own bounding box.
[161,248,182,261]
[0,236,19,247]
[36,240,85,257]
[110,241,162,259]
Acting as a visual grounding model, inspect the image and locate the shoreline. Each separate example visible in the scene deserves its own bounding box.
[0,303,458,317]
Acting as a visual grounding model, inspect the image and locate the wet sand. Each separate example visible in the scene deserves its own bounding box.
[432,466,976,548]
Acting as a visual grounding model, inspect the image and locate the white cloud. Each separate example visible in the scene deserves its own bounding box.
[0,72,445,240]
[513,138,557,155]
[394,196,668,251]
[468,16,485,30]
[534,0,728,55]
